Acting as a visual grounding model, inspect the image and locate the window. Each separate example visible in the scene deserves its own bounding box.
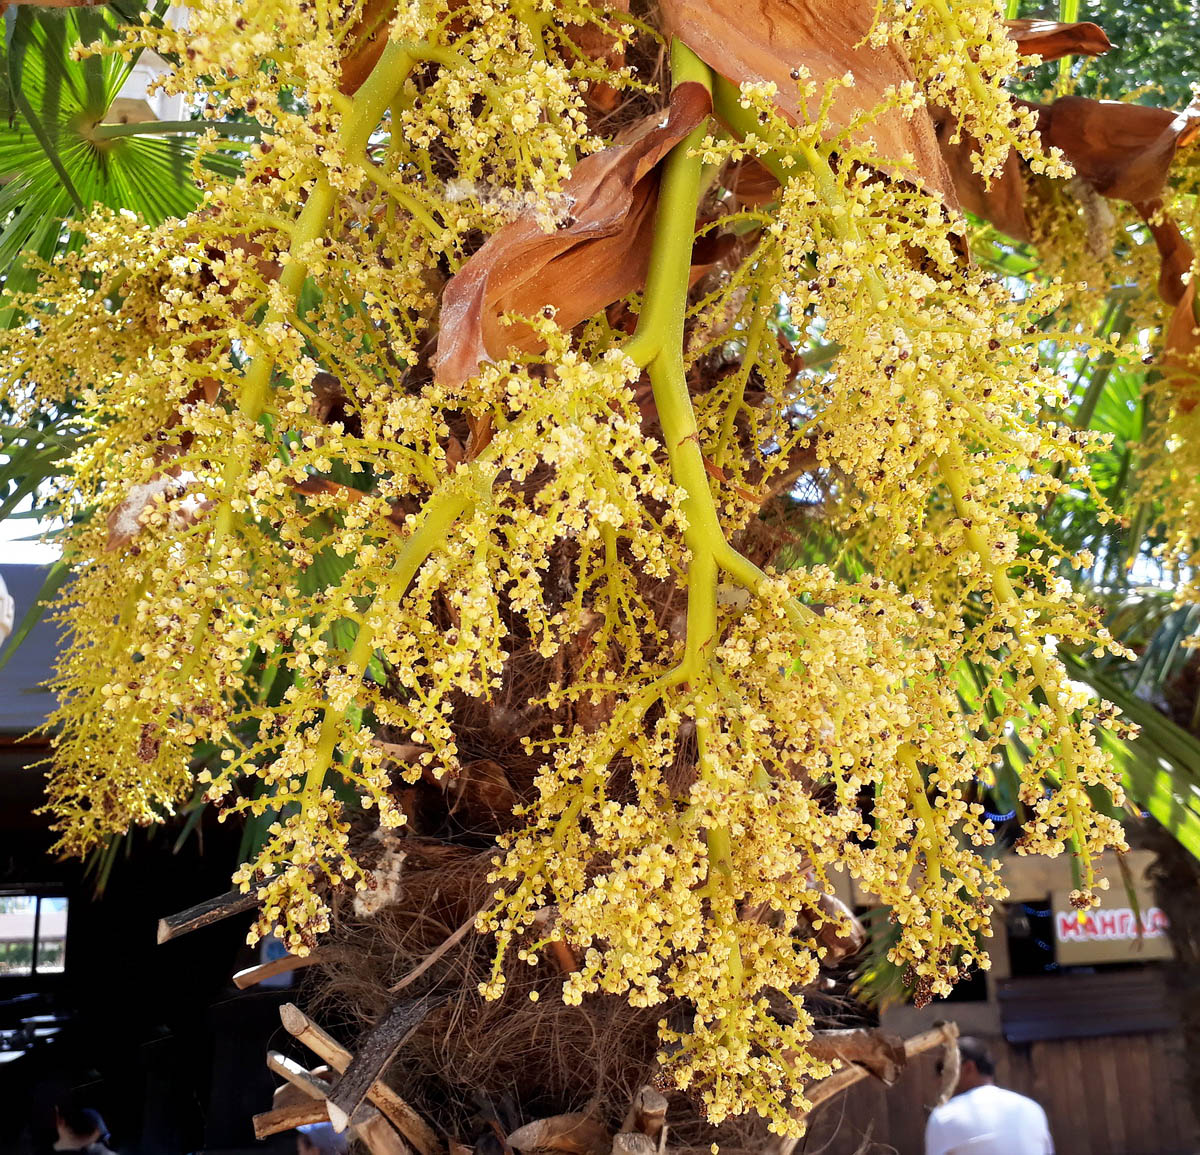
[0,895,68,977]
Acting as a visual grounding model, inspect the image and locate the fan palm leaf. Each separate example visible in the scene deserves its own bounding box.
[0,3,245,322]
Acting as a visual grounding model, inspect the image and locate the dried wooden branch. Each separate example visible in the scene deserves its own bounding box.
[324,995,441,1134]
[805,1020,959,1113]
[805,1028,907,1084]
[234,951,322,989]
[274,1079,325,1111]
[935,1028,961,1108]
[156,888,257,944]
[620,1086,668,1139]
[280,1003,442,1155]
[507,1113,610,1155]
[253,1099,329,1139]
[267,1050,335,1100]
[359,1113,417,1155]
[265,1050,402,1152]
[768,1021,960,1155]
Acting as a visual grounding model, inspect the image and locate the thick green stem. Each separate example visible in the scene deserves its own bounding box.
[709,75,802,189]
[899,745,945,941]
[302,484,472,797]
[628,41,756,986]
[631,41,724,683]
[213,40,416,544]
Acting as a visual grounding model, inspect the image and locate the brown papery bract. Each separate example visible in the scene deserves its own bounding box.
[931,105,1031,240]
[1160,281,1200,413]
[937,90,1200,286]
[1136,198,1192,307]
[659,0,957,206]
[567,0,632,112]
[434,81,711,388]
[337,0,397,94]
[923,17,1113,243]
[1004,18,1111,63]
[1029,95,1200,203]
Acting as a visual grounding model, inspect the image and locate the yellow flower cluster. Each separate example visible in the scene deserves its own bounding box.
[484,566,1005,1125]
[872,0,1070,181]
[4,0,622,953]
[1,0,1137,1134]
[764,122,1129,900]
[1025,180,1165,338]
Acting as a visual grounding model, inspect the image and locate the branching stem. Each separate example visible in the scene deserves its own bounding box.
[749,114,1099,896]
[213,40,418,546]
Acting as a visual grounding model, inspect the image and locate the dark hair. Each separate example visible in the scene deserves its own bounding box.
[958,1036,995,1077]
[58,1106,110,1144]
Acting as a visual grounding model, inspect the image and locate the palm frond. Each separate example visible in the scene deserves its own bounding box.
[0,3,247,324]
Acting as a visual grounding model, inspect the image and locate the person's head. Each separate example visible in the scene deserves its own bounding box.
[296,1122,350,1155]
[953,1036,996,1094]
[55,1106,109,1148]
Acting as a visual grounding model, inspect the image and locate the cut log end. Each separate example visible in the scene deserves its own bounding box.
[329,1100,352,1134]
[280,1001,309,1036]
[612,1133,657,1155]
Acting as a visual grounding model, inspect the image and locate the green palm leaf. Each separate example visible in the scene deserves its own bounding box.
[1067,657,1200,859]
[0,4,244,323]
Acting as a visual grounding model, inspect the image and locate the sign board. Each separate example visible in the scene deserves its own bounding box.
[1051,888,1173,966]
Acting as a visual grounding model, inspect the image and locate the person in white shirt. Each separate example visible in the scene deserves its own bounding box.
[925,1036,1054,1155]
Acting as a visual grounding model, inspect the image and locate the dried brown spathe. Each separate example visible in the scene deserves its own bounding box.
[927,18,1113,242]
[938,87,1200,295]
[659,0,957,205]
[1161,282,1200,413]
[1033,95,1200,204]
[434,82,711,388]
[1004,18,1111,63]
